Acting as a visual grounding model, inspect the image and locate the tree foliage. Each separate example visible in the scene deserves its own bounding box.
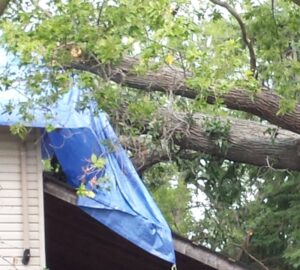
[1,0,300,269]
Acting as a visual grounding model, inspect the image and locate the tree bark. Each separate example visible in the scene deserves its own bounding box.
[168,111,300,171]
[0,0,9,16]
[124,111,300,172]
[292,0,300,6]
[70,57,300,135]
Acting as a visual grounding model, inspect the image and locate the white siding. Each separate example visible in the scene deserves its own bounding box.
[0,127,45,269]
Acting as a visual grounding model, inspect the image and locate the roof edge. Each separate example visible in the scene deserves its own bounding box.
[43,174,250,270]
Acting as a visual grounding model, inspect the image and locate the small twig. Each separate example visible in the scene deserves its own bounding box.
[209,0,257,76]
[31,0,52,17]
[171,210,181,232]
[96,0,107,26]
[270,0,284,62]
[89,52,109,81]
[271,0,275,20]
[265,156,288,172]
[178,51,187,78]
[232,243,269,270]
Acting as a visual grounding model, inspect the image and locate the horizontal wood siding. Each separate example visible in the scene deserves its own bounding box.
[0,127,45,269]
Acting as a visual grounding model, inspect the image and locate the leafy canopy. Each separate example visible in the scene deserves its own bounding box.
[1,1,300,269]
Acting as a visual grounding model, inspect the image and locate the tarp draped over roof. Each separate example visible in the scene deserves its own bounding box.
[0,89,175,264]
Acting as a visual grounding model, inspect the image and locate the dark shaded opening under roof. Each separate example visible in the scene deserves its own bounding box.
[44,193,215,270]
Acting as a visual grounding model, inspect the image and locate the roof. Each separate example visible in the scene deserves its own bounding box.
[44,175,250,270]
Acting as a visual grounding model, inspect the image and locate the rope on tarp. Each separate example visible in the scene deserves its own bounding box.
[171,264,177,270]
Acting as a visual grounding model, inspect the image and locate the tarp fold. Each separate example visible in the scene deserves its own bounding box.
[0,89,175,264]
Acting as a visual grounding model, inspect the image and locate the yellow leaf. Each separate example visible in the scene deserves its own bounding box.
[85,190,96,198]
[165,54,174,65]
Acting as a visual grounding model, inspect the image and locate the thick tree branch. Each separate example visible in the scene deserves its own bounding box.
[209,0,257,74]
[166,111,300,171]
[70,57,300,135]
[123,110,300,172]
[120,135,199,174]
[292,0,300,6]
[0,0,10,16]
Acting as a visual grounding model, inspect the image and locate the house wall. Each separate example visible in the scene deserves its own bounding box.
[0,127,45,270]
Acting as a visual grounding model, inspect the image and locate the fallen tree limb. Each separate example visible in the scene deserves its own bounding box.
[120,135,200,174]
[122,110,300,172]
[167,111,300,171]
[70,57,300,135]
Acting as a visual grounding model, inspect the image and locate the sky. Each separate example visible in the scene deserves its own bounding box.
[0,48,6,63]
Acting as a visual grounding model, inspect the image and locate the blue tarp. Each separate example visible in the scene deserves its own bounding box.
[0,89,175,264]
